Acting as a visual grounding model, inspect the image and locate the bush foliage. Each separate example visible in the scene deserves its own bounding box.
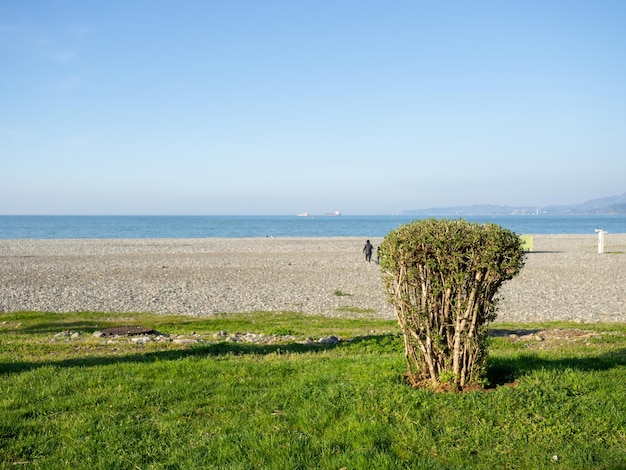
[379,218,526,390]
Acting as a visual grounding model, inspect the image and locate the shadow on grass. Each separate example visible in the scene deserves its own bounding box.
[0,334,399,376]
[3,332,625,391]
[487,348,626,387]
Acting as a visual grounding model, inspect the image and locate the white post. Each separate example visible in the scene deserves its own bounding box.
[595,228,607,254]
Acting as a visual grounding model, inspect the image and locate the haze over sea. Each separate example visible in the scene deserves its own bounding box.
[1,215,626,239]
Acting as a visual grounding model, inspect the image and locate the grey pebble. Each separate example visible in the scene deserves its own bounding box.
[1,235,625,324]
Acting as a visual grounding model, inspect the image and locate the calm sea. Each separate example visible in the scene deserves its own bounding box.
[1,215,625,239]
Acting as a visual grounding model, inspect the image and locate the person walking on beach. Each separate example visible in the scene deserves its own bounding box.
[363,240,374,263]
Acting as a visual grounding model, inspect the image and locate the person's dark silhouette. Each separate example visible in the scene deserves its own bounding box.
[363,240,374,263]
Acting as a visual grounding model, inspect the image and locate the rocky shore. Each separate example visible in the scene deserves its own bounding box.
[1,235,625,323]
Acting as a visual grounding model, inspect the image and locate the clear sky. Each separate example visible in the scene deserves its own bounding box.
[1,1,625,215]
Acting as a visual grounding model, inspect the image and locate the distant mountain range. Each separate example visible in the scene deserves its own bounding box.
[402,192,626,216]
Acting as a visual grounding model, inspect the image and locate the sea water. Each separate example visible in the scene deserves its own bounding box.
[1,215,625,239]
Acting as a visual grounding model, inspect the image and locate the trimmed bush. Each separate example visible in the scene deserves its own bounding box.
[379,218,525,390]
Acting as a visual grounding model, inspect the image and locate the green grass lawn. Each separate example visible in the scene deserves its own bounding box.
[1,311,625,469]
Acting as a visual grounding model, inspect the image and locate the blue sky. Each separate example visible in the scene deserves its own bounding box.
[1,1,625,215]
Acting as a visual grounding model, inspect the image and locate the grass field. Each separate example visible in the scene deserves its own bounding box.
[1,311,625,469]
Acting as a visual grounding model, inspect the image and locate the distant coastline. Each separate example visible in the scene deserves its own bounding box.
[402,192,626,216]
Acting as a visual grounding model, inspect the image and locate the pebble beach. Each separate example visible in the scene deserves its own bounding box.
[1,235,625,323]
